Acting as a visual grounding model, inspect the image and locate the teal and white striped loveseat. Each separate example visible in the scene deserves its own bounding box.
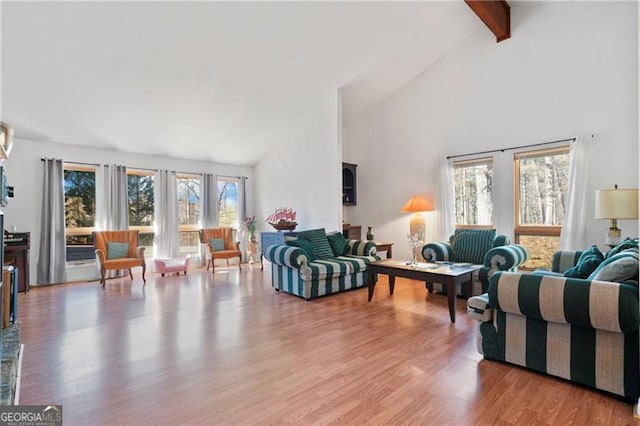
[467,248,640,400]
[263,239,379,300]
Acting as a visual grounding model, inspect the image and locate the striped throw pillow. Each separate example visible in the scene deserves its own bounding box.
[588,248,639,282]
[298,228,334,260]
[451,229,496,264]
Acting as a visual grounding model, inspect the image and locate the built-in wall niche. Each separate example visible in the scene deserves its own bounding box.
[342,162,357,206]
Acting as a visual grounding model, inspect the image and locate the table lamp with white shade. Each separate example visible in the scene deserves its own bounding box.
[594,185,638,247]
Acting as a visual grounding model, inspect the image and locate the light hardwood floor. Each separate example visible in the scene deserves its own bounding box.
[17,264,637,424]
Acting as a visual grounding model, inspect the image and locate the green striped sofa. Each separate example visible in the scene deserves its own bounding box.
[422,230,529,295]
[263,240,379,300]
[468,270,640,400]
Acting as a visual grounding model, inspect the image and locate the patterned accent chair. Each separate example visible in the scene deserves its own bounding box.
[421,228,529,295]
[199,227,242,272]
[93,230,146,289]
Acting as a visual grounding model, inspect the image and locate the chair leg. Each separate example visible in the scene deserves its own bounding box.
[141,263,146,285]
[211,259,215,273]
[129,269,134,280]
[100,267,106,289]
[238,258,241,270]
[206,259,211,271]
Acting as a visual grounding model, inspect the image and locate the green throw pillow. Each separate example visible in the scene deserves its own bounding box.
[451,229,496,264]
[326,232,348,256]
[563,245,604,279]
[209,238,225,251]
[606,237,639,259]
[286,239,317,261]
[298,228,334,260]
[107,242,130,259]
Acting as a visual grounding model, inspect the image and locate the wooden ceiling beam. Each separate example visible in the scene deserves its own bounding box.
[465,0,511,43]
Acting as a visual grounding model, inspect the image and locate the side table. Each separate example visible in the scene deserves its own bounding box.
[375,243,394,259]
[260,231,298,270]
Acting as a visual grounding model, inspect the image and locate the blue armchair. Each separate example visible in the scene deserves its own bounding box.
[421,228,529,295]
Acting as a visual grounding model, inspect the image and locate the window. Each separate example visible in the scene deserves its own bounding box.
[127,170,154,254]
[177,174,200,254]
[453,158,493,227]
[514,147,570,269]
[64,165,96,261]
[218,178,239,227]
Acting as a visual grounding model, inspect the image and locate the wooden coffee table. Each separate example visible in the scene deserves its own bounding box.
[367,260,479,322]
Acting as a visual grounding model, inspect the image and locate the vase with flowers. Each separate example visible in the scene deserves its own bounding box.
[243,216,258,263]
[243,216,257,243]
[407,232,424,265]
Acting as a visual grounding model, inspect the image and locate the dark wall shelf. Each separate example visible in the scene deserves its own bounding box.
[342,162,357,206]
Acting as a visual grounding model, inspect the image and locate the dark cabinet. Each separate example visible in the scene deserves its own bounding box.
[342,225,361,240]
[342,162,357,206]
[4,232,30,293]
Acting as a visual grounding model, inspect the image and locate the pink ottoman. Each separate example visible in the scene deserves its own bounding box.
[154,255,191,277]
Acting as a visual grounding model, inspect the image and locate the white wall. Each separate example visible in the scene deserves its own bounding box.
[4,137,253,285]
[344,1,639,261]
[254,93,342,235]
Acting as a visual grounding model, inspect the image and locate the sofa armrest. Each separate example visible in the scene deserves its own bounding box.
[263,244,309,268]
[488,272,640,333]
[345,240,377,256]
[482,244,529,270]
[421,242,452,262]
[551,250,584,273]
[478,244,529,293]
[467,293,493,322]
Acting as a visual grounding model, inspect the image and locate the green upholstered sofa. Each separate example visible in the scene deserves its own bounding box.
[467,245,640,400]
[263,229,379,300]
[421,229,529,295]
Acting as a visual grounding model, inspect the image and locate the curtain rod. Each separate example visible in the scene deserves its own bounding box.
[40,158,247,179]
[446,136,578,160]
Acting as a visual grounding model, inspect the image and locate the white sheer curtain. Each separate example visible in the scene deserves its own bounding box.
[96,164,128,230]
[559,134,593,250]
[154,170,179,259]
[37,158,67,284]
[199,173,218,266]
[437,157,455,241]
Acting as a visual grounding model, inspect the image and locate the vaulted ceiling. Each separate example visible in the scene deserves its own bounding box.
[1,2,486,166]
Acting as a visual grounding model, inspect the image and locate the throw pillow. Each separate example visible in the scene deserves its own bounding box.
[563,245,604,278]
[209,238,225,251]
[286,239,317,261]
[588,248,639,282]
[451,229,496,264]
[326,232,348,257]
[107,242,130,259]
[606,237,639,259]
[298,228,334,260]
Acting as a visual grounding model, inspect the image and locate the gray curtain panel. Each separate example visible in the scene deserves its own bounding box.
[37,158,67,284]
[199,173,218,266]
[97,164,129,230]
[239,176,248,262]
[96,164,129,278]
